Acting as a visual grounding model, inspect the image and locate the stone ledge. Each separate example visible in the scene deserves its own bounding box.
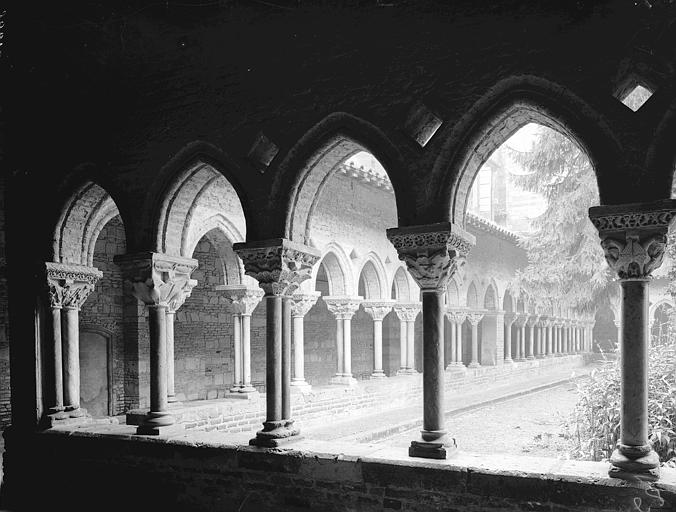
[6,426,675,512]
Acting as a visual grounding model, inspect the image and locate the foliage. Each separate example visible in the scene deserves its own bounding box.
[507,125,614,314]
[566,336,676,463]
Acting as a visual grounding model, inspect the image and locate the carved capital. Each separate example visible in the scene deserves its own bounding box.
[168,279,197,313]
[589,200,676,280]
[362,300,395,321]
[446,309,467,324]
[527,315,540,327]
[393,302,422,322]
[466,312,484,326]
[114,252,198,307]
[216,284,265,316]
[504,312,517,326]
[386,222,475,291]
[290,292,321,318]
[323,296,363,320]
[46,262,103,310]
[233,239,320,297]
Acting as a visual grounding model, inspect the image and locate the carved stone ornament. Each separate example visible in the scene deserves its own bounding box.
[446,309,467,324]
[323,296,363,320]
[46,262,103,309]
[233,239,321,297]
[362,300,395,321]
[216,284,265,316]
[386,222,475,291]
[589,200,676,280]
[168,279,198,313]
[466,312,484,326]
[290,292,321,318]
[504,312,517,326]
[114,252,198,307]
[393,302,422,322]
[527,315,540,327]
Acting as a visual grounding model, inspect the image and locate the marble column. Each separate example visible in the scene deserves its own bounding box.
[116,252,197,435]
[325,296,363,386]
[503,313,516,363]
[234,239,320,446]
[590,199,676,481]
[363,300,395,378]
[218,285,265,394]
[467,313,483,368]
[388,222,475,459]
[446,311,466,368]
[527,316,538,360]
[288,292,320,391]
[45,262,103,422]
[393,303,422,375]
[166,279,196,402]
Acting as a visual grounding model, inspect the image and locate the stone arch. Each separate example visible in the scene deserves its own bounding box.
[391,266,413,301]
[502,290,516,313]
[431,76,617,225]
[53,182,123,266]
[483,284,498,311]
[155,160,247,258]
[650,298,675,322]
[446,277,461,308]
[648,96,676,199]
[194,227,244,286]
[516,297,526,313]
[466,281,479,310]
[357,255,387,300]
[315,246,353,296]
[276,112,412,245]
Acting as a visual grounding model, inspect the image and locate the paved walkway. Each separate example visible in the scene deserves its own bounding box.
[302,363,594,443]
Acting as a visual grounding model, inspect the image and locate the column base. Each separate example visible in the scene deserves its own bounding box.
[290,380,313,393]
[535,354,545,359]
[65,406,86,418]
[249,420,302,447]
[609,447,660,482]
[503,357,513,364]
[136,423,185,436]
[167,394,179,404]
[330,375,358,387]
[225,390,260,400]
[230,385,243,393]
[136,410,176,434]
[467,362,481,368]
[370,371,387,379]
[409,431,456,460]
[45,409,91,428]
[526,355,535,360]
[239,385,258,393]
[397,368,418,376]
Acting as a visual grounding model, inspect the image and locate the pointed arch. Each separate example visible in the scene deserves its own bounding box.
[391,266,413,301]
[357,254,388,300]
[446,277,461,308]
[430,76,619,225]
[650,298,675,321]
[314,244,354,296]
[466,281,479,310]
[274,112,413,245]
[483,283,498,311]
[502,290,515,313]
[54,182,124,266]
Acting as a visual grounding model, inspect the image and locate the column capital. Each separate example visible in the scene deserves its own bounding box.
[168,279,197,313]
[514,314,529,327]
[233,238,320,296]
[466,311,484,326]
[324,296,363,320]
[216,284,265,316]
[504,312,517,326]
[386,222,475,291]
[362,299,395,321]
[45,262,103,309]
[114,252,197,307]
[527,315,540,326]
[290,291,321,318]
[589,200,676,280]
[445,309,467,324]
[393,301,422,322]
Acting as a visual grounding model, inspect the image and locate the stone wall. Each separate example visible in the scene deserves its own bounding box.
[0,171,8,429]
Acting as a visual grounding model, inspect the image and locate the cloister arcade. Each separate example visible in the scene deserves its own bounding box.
[5,4,676,510]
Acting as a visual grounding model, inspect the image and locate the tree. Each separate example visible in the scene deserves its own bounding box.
[506,124,613,314]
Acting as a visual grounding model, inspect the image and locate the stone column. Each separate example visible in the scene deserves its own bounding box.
[544,319,552,356]
[288,292,320,391]
[115,252,197,435]
[234,239,320,446]
[363,300,395,378]
[503,313,515,363]
[590,199,676,481]
[446,311,466,368]
[45,262,102,422]
[166,279,196,402]
[393,303,422,375]
[218,285,265,394]
[527,316,538,360]
[324,296,362,386]
[466,313,483,368]
[388,222,475,459]
[445,310,456,368]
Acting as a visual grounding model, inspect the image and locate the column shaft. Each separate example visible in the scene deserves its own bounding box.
[504,321,512,362]
[343,317,352,376]
[455,322,463,364]
[336,318,344,376]
[282,297,292,421]
[399,320,407,371]
[292,315,305,382]
[166,311,177,402]
[61,307,82,415]
[49,306,64,413]
[231,313,242,391]
[469,322,479,367]
[406,320,415,371]
[373,319,384,375]
[241,314,254,391]
[266,296,283,423]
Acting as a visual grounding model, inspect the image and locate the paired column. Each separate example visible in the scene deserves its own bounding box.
[289,292,321,390]
[234,239,320,447]
[116,252,197,435]
[45,262,103,423]
[393,303,421,375]
[446,310,466,368]
[590,199,676,481]
[387,222,475,459]
[503,313,516,363]
[526,316,538,360]
[466,313,483,368]
[514,315,527,361]
[363,300,395,378]
[218,285,265,394]
[166,279,196,402]
[325,296,363,386]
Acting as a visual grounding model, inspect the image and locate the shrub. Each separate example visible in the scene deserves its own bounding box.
[567,340,676,463]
